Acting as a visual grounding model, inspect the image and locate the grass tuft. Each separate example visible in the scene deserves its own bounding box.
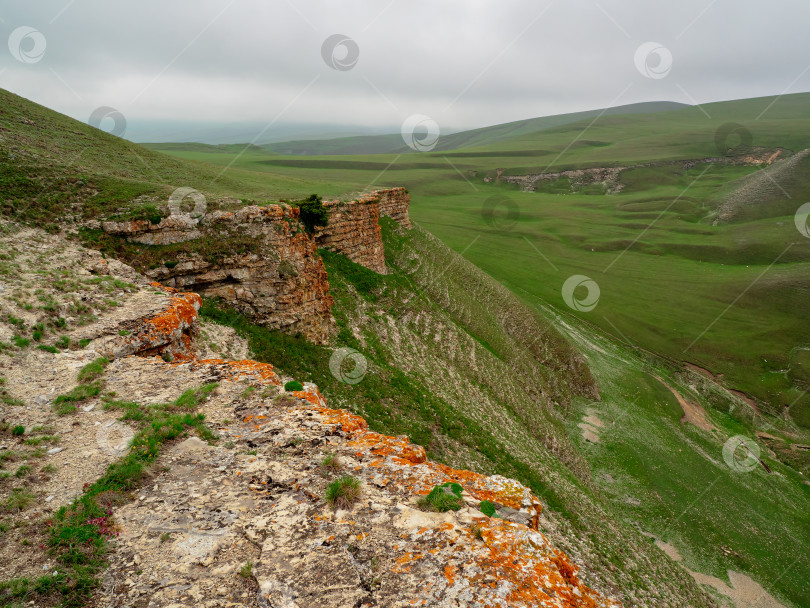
[77,357,109,383]
[419,482,465,512]
[319,452,341,475]
[324,475,362,510]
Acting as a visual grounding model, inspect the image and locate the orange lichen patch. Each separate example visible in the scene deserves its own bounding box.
[444,563,457,586]
[144,291,201,336]
[308,404,369,434]
[452,518,620,608]
[347,431,428,465]
[305,403,542,526]
[150,281,176,293]
[195,359,282,386]
[119,288,202,359]
[291,390,325,406]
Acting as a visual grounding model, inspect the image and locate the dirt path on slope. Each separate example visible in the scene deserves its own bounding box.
[655,540,787,608]
[652,375,718,433]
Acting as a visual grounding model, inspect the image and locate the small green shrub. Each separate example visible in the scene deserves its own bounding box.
[1,394,24,406]
[4,488,35,512]
[37,344,60,353]
[284,380,304,392]
[15,464,31,478]
[419,482,465,512]
[56,335,70,348]
[129,203,163,225]
[478,500,503,518]
[118,329,131,336]
[325,475,362,509]
[11,425,24,437]
[297,194,329,234]
[239,560,253,578]
[12,335,30,348]
[78,339,91,348]
[240,385,256,398]
[174,383,218,409]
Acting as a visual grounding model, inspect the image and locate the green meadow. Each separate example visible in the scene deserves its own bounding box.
[147,92,810,427]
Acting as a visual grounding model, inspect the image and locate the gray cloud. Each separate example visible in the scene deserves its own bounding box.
[1,0,809,142]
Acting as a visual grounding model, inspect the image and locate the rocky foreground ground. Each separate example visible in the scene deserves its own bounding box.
[0,222,621,607]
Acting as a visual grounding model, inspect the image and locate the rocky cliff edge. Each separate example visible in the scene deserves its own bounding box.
[0,224,620,608]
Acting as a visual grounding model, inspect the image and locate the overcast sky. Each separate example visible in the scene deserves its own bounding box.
[1,0,809,142]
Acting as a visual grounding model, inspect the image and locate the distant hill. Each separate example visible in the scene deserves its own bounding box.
[264,101,690,156]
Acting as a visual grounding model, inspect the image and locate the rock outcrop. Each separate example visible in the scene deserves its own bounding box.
[315,195,387,274]
[96,290,621,607]
[377,187,412,229]
[105,205,335,344]
[313,188,412,274]
[99,188,413,340]
[0,224,620,608]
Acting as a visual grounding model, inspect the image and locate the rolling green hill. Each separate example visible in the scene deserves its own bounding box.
[258,101,689,156]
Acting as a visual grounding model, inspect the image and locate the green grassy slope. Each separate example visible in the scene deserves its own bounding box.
[0,88,360,229]
[150,92,810,429]
[542,296,810,608]
[259,101,689,155]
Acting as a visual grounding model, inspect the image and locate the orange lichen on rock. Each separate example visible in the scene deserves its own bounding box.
[112,285,618,608]
[110,285,202,360]
[194,358,282,387]
[304,402,543,526]
[453,518,616,608]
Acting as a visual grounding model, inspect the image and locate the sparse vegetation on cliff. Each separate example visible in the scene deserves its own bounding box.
[324,475,362,509]
[295,193,329,234]
[419,482,465,512]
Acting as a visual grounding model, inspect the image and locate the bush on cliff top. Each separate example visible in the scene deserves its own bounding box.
[284,380,304,392]
[296,194,329,234]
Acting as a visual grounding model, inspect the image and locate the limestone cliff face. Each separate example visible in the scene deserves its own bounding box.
[377,186,412,229]
[314,195,387,274]
[313,188,412,274]
[99,188,413,341]
[104,205,334,344]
